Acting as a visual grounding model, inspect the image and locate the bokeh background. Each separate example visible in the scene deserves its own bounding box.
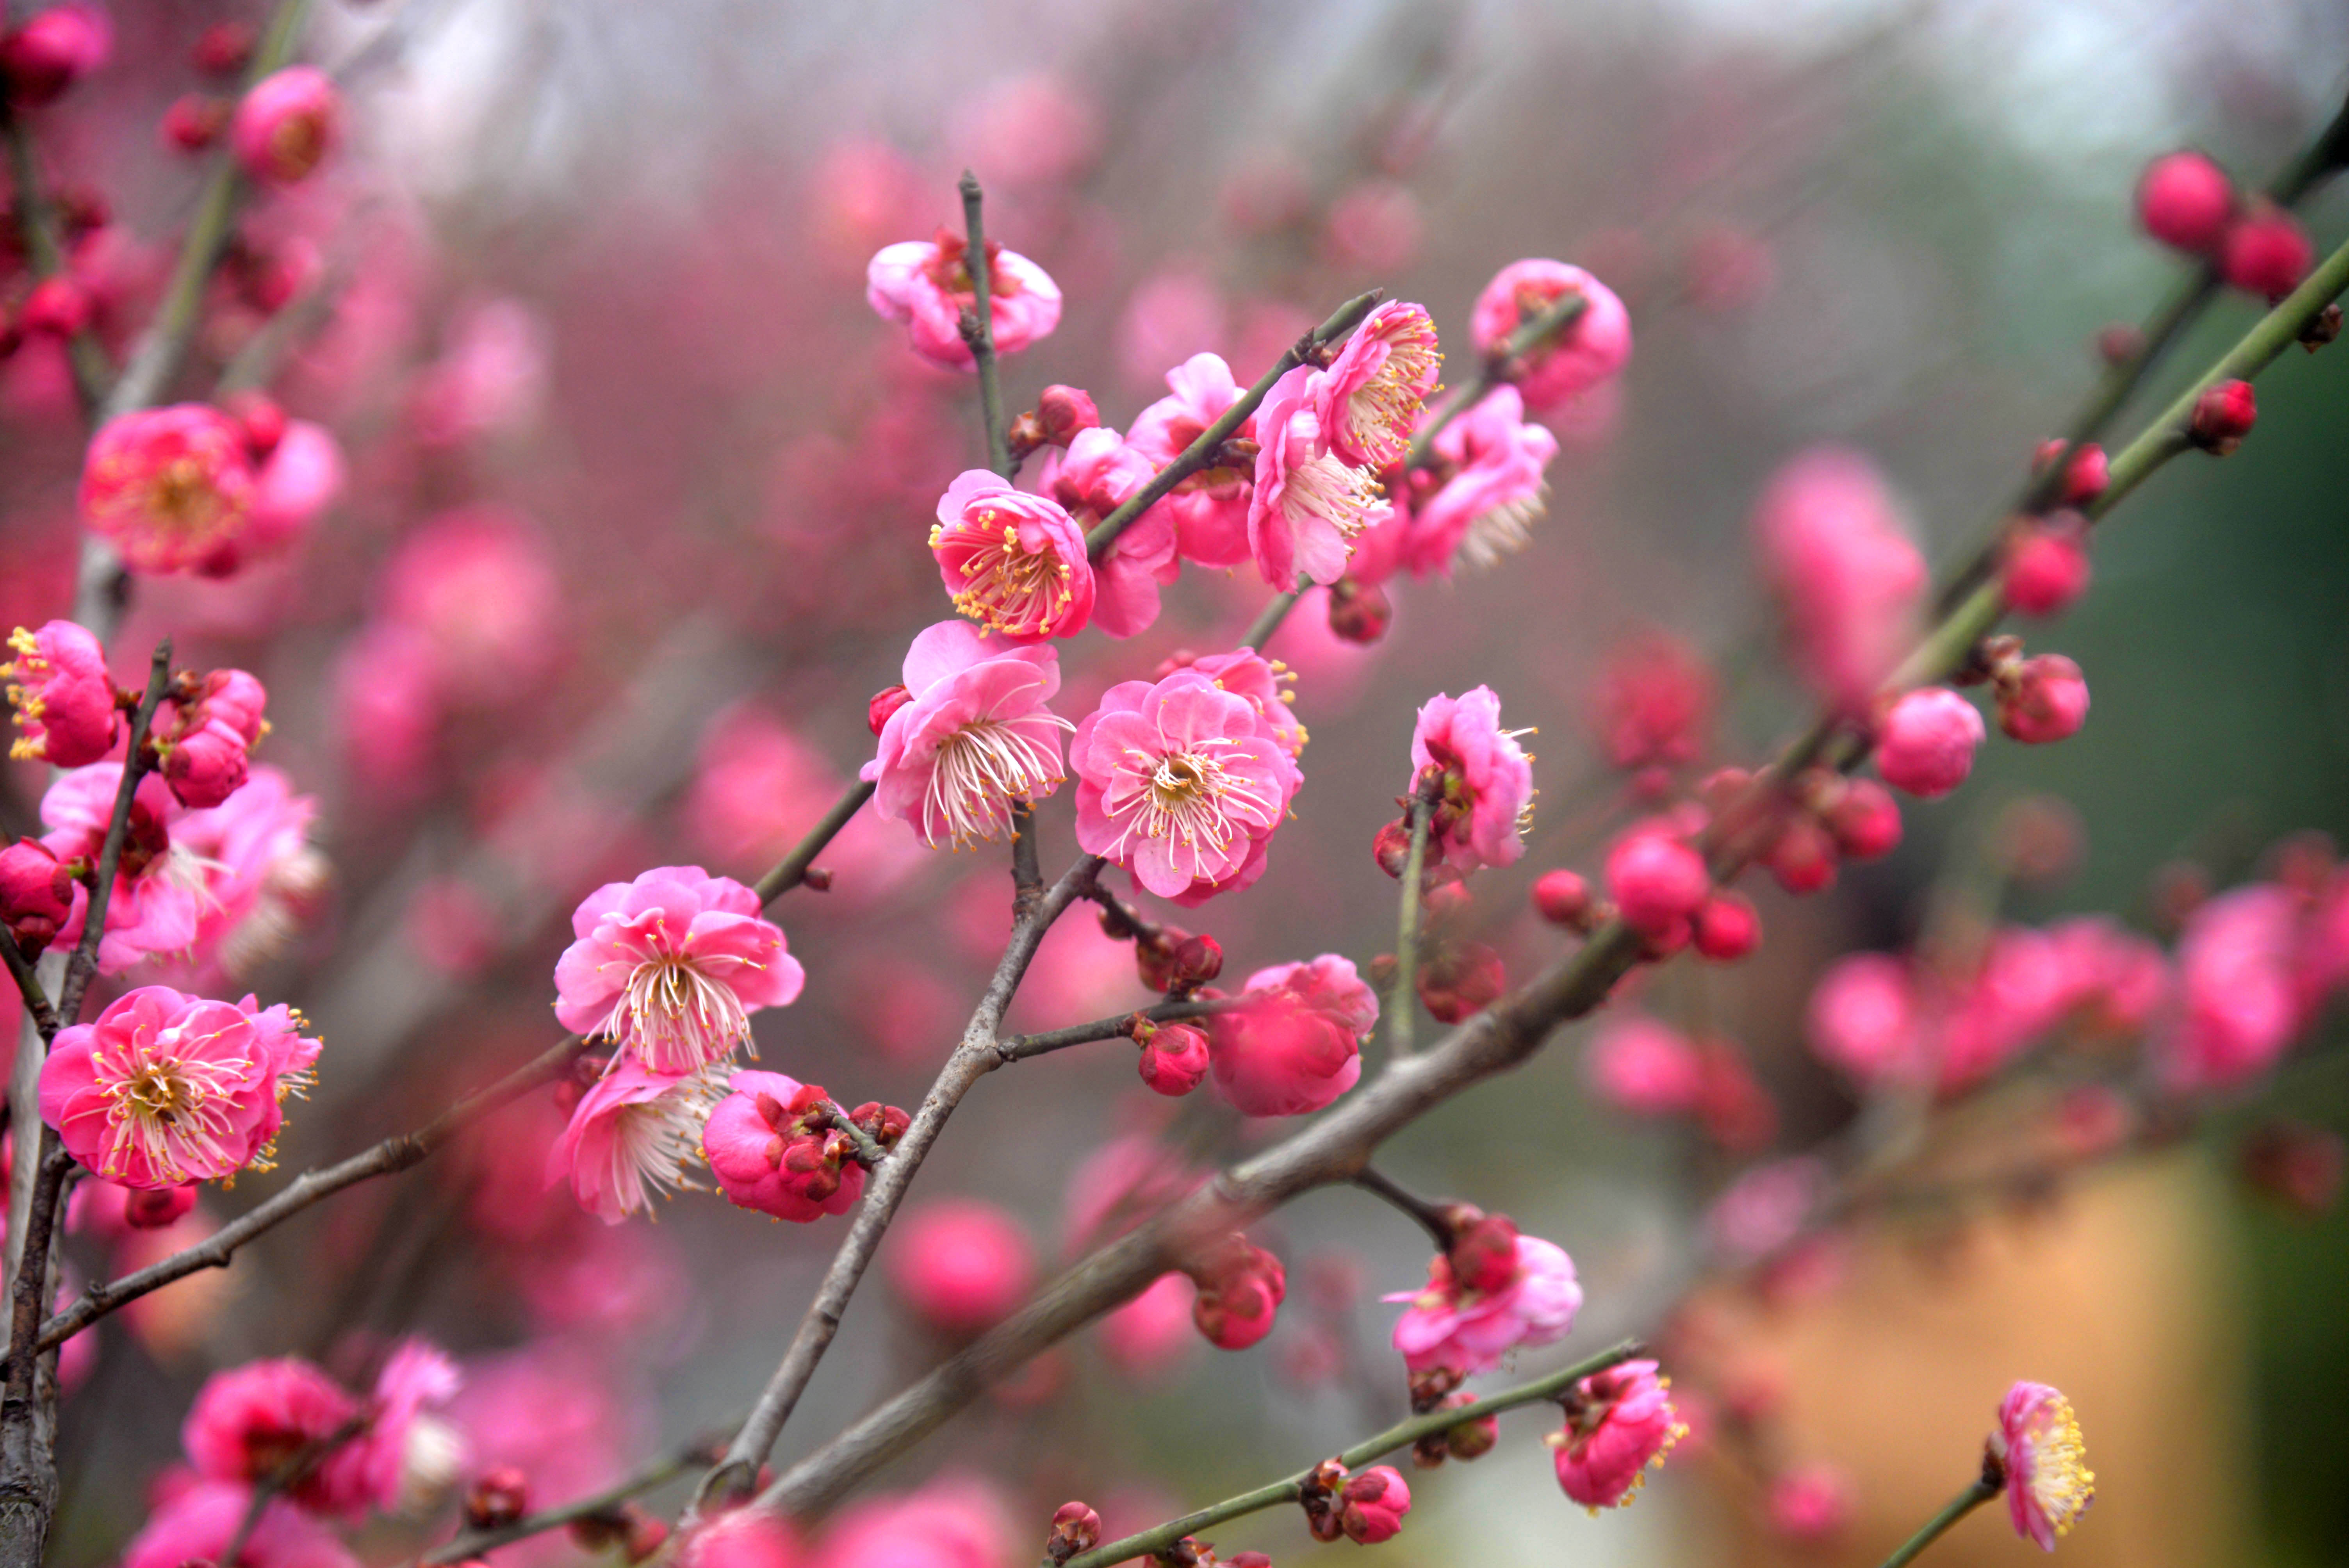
[4,1,2349,1565]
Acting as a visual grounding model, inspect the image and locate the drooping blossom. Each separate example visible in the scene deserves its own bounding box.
[701,1069,873,1222]
[1752,447,1927,712]
[1469,259,1633,412]
[1036,428,1178,638]
[887,1199,1037,1334]
[183,1356,362,1510]
[323,1339,467,1517]
[1546,1360,1685,1511]
[1072,666,1302,904]
[930,470,1095,640]
[1206,955,1376,1115]
[1247,363,1386,592]
[40,987,319,1188]
[78,404,258,574]
[1584,1015,1707,1116]
[119,1480,360,1568]
[4,619,118,766]
[545,1061,725,1223]
[1157,647,1305,757]
[862,620,1071,847]
[1128,351,1256,568]
[552,866,802,1074]
[1384,1231,1581,1376]
[231,66,340,185]
[1409,685,1534,873]
[1317,300,1441,470]
[1397,386,1558,576]
[1996,1381,2094,1550]
[811,1477,1012,1568]
[867,230,1062,369]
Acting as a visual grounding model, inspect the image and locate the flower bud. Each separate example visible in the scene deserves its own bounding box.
[2301,302,2342,352]
[1764,815,1837,895]
[464,1467,530,1530]
[1417,939,1505,1024]
[2190,378,2256,454]
[2219,202,2313,299]
[1372,819,1413,878]
[231,65,341,186]
[20,276,90,338]
[1046,1502,1102,1565]
[163,93,231,152]
[2003,514,2092,617]
[1188,1235,1286,1351]
[1325,576,1392,645]
[2030,440,2107,506]
[2096,322,2144,365]
[1532,869,1593,929]
[1825,779,1903,861]
[192,20,255,76]
[1136,1018,1212,1097]
[1446,1209,1520,1293]
[1692,892,1762,961]
[122,1183,197,1230]
[1419,864,1472,922]
[2134,150,2236,253]
[1995,654,2089,744]
[847,1101,911,1151]
[1604,830,1710,938]
[226,390,289,459]
[1874,688,1984,798]
[5,620,121,767]
[0,4,108,109]
[1337,1466,1412,1544]
[867,683,913,736]
[161,717,252,809]
[1037,385,1100,446]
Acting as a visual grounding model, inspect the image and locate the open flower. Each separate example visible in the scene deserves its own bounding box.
[1410,686,1534,873]
[1753,448,1926,713]
[1469,259,1633,412]
[552,866,802,1075]
[1996,1381,2094,1550]
[1547,1359,1685,1511]
[867,230,1062,369]
[930,470,1095,641]
[701,1068,870,1222]
[1129,351,1259,568]
[1317,299,1442,470]
[1206,955,1377,1116]
[120,1480,360,1568]
[327,1340,467,1517]
[79,404,260,576]
[5,619,120,766]
[1071,668,1303,904]
[1385,1231,1582,1375]
[1159,648,1305,757]
[40,764,203,973]
[1037,428,1178,638]
[862,620,1071,848]
[1399,386,1558,576]
[1247,364,1386,592]
[183,1356,362,1509]
[546,1060,726,1223]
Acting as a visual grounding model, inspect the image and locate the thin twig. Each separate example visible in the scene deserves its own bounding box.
[55,642,174,1025]
[1876,1474,2001,1568]
[0,937,54,1042]
[992,996,1243,1066]
[411,1423,734,1567]
[1348,1167,1456,1251]
[1403,289,1590,472]
[957,171,1012,480]
[750,780,875,903]
[1240,590,1303,651]
[1386,780,1438,1060]
[219,1410,371,1567]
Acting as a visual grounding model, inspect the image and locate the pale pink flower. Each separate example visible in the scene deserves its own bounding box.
[1409,685,1533,872]
[552,866,802,1074]
[1037,428,1178,639]
[1098,1272,1198,1381]
[1753,448,1927,712]
[1469,259,1633,412]
[40,986,316,1188]
[1383,1233,1581,1375]
[408,298,549,447]
[1317,300,1441,470]
[1996,1381,2094,1550]
[1115,270,1227,394]
[888,1199,1037,1334]
[324,1339,467,1516]
[1128,351,1255,568]
[1548,1359,1684,1511]
[867,232,1062,369]
[4,618,119,766]
[1060,1132,1203,1253]
[701,1068,868,1222]
[120,1480,360,1568]
[1071,668,1303,903]
[153,765,326,985]
[1804,953,1919,1087]
[1399,385,1558,576]
[1585,1015,1707,1116]
[861,620,1071,847]
[1205,955,1376,1116]
[231,66,340,185]
[39,764,199,973]
[377,504,561,708]
[448,1345,642,1564]
[1707,1157,1827,1262]
[78,404,257,575]
[2164,883,2308,1092]
[183,1356,361,1509]
[1158,647,1304,757]
[545,1060,725,1223]
[1767,1464,1856,1539]
[930,469,1095,641]
[1247,364,1386,592]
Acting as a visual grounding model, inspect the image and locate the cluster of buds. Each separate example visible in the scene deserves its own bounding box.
[2030,439,2109,508]
[1297,1458,1413,1545]
[567,1500,668,1564]
[2134,150,2314,299]
[155,665,272,809]
[701,1070,910,1223]
[1006,384,1101,463]
[1957,635,2091,747]
[1409,1391,1500,1468]
[1185,1233,1287,1351]
[1130,1014,1212,1098]
[2189,378,2257,456]
[462,1466,530,1530]
[1044,1501,1102,1565]
[1106,903,1223,998]
[159,22,255,150]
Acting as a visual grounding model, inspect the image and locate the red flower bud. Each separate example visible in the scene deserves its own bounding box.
[2219,202,2313,299]
[1995,654,2090,744]
[1446,1210,1520,1293]
[1136,1018,1212,1097]
[2031,440,2107,507]
[2134,150,2236,253]
[1532,868,1593,928]
[2190,378,2256,454]
[1825,779,1903,861]
[868,683,913,736]
[1765,815,1838,895]
[1046,1501,1103,1565]
[226,390,288,458]
[1325,576,1392,645]
[1037,385,1100,445]
[1372,818,1413,879]
[1604,830,1709,937]
[2003,514,2092,617]
[464,1467,530,1530]
[2242,1120,2344,1216]
[1141,931,1222,994]
[162,93,231,153]
[1692,892,1762,962]
[122,1183,197,1230]
[192,20,255,76]
[1416,939,1504,1024]
[2095,322,2144,365]
[19,276,90,338]
[161,718,252,809]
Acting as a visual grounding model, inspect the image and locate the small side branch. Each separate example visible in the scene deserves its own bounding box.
[958,171,1012,480]
[1348,1167,1456,1251]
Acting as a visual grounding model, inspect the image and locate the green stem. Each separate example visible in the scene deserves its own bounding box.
[957,171,1011,480]
[1388,791,1435,1059]
[1241,589,1302,650]
[1876,1476,1999,1568]
[1403,289,1589,472]
[1056,1340,1644,1568]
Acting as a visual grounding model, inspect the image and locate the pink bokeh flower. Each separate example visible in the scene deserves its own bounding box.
[701,1068,869,1222]
[223,418,344,570]
[182,1356,361,1511]
[930,470,1095,641]
[1071,667,1303,903]
[119,1480,360,1568]
[39,764,197,973]
[0,3,110,109]
[553,866,802,1074]
[1397,386,1558,577]
[1128,351,1256,568]
[1584,1015,1707,1116]
[5,618,119,765]
[323,1339,467,1517]
[1996,1381,2094,1550]
[545,1060,725,1223]
[1804,952,1919,1086]
[1876,688,1985,798]
[811,1477,1011,1568]
[153,764,327,985]
[40,986,318,1188]
[78,404,257,575]
[861,620,1071,848]
[1384,1231,1581,1375]
[1469,259,1633,412]
[1098,1272,1198,1381]
[1753,447,1927,713]
[1205,955,1376,1116]
[2164,883,2308,1092]
[1547,1359,1685,1511]
[887,1199,1037,1334]
[867,231,1062,369]
[1246,363,1385,592]
[686,703,923,901]
[1037,428,1179,639]
[1767,1464,1856,1539]
[1317,299,1441,470]
[376,504,561,709]
[232,66,340,185]
[1410,685,1533,872]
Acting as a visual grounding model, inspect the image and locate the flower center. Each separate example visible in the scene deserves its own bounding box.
[97,1031,248,1181]
[1344,335,1441,468]
[933,507,1076,635]
[609,1070,724,1213]
[2026,1397,2095,1537]
[610,951,753,1073]
[148,458,227,533]
[925,716,1069,848]
[1107,738,1279,876]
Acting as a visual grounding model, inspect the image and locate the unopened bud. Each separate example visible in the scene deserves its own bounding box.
[1372,818,1413,878]
[1038,385,1100,445]
[2095,322,2144,366]
[1146,931,1222,993]
[225,390,287,458]
[800,865,833,892]
[162,93,232,152]
[2301,303,2342,353]
[1047,1501,1103,1564]
[1325,576,1392,645]
[1446,1210,1520,1292]
[464,1467,529,1530]
[123,1184,197,1230]
[868,683,913,735]
[2242,1119,2344,1215]
[1531,869,1592,929]
[2031,440,2107,507]
[2190,378,2256,454]
[848,1100,912,1151]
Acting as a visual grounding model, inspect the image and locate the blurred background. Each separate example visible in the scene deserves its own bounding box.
[4,1,2349,1564]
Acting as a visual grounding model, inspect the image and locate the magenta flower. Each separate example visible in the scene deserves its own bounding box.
[1246,364,1386,592]
[1128,351,1257,568]
[887,1199,1037,1334]
[930,469,1095,641]
[1410,685,1534,872]
[5,619,120,766]
[1334,1466,1413,1544]
[1162,647,1306,758]
[377,504,563,708]
[701,1068,868,1222]
[40,764,204,973]
[552,866,802,1074]
[232,65,341,185]
[544,1059,725,1224]
[1875,688,1985,798]
[813,1478,1011,1568]
[1996,1381,2094,1550]
[2163,883,2309,1092]
[1401,386,1559,577]
[326,1338,467,1516]
[1547,1359,1685,1511]
[1384,1231,1581,1375]
[39,986,318,1188]
[1752,447,1927,713]
[1804,952,1920,1087]
[866,230,1062,369]
[1072,667,1304,904]
[120,1481,359,1568]
[1037,427,1180,638]
[1469,258,1633,412]
[183,1356,361,1509]
[1205,955,1377,1116]
[78,404,258,576]
[1584,1015,1707,1117]
[154,764,326,986]
[861,620,1071,848]
[221,418,345,572]
[1318,299,1442,470]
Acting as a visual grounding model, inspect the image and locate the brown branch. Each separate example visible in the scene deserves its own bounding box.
[1349,1167,1456,1251]
[991,996,1242,1066]
[409,1422,734,1568]
[957,171,1012,480]
[219,1410,371,1567]
[0,939,53,1043]
[54,641,174,1026]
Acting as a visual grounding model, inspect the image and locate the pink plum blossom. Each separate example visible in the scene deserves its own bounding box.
[1752,447,1927,712]
[223,419,344,569]
[1410,685,1534,872]
[183,1356,362,1509]
[376,504,561,708]
[1585,1015,1707,1116]
[4,618,119,765]
[1876,688,1985,798]
[1158,647,1305,757]
[1469,259,1633,412]
[232,66,340,185]
[1398,386,1558,577]
[930,469,1095,641]
[812,1477,1011,1568]
[1128,351,1256,568]
[322,1339,467,1516]
[1205,955,1376,1115]
[1547,1359,1684,1510]
[1071,667,1303,903]
[862,620,1071,847]
[2164,883,2309,1092]
[1037,428,1179,638]
[1317,299,1441,470]
[1246,363,1386,592]
[39,764,198,973]
[1996,1381,2094,1550]
[119,1481,360,1568]
[545,1060,725,1223]
[867,231,1061,369]
[553,866,802,1074]
[1384,1231,1581,1375]
[687,704,923,902]
[887,1199,1037,1334]
[78,404,258,575]
[701,1068,869,1222]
